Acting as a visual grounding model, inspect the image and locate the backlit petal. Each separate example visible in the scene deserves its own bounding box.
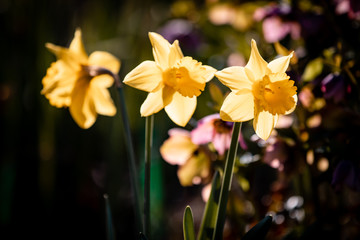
[41,61,77,107]
[123,61,163,92]
[69,28,88,62]
[213,133,230,155]
[245,39,269,80]
[160,130,197,166]
[285,94,298,115]
[46,43,83,69]
[191,121,214,145]
[148,32,171,70]
[220,91,254,122]
[140,86,175,116]
[90,74,114,88]
[253,110,275,140]
[177,152,210,186]
[69,79,97,129]
[168,40,184,67]
[88,51,121,74]
[203,65,217,82]
[89,77,116,116]
[165,92,196,127]
[268,52,293,74]
[215,66,253,93]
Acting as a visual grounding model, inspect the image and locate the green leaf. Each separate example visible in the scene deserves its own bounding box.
[104,194,116,240]
[302,58,323,82]
[183,206,196,240]
[242,215,273,240]
[197,171,221,240]
[212,122,242,240]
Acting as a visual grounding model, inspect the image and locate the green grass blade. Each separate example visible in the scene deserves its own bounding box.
[183,206,196,240]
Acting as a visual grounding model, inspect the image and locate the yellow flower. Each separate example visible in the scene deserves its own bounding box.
[215,39,297,140]
[160,128,211,186]
[123,32,216,127]
[41,29,120,129]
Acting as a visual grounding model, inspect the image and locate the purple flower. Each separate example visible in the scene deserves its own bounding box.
[159,19,202,54]
[191,114,246,155]
[321,73,351,103]
[254,4,301,43]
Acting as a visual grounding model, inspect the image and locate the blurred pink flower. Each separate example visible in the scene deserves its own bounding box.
[254,4,300,43]
[335,0,360,20]
[262,16,301,43]
[191,114,247,155]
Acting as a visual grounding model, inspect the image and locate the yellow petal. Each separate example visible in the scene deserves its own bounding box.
[245,39,269,80]
[140,86,175,116]
[91,74,114,88]
[165,92,196,127]
[253,110,276,140]
[285,94,298,115]
[123,61,163,92]
[69,79,97,129]
[41,61,77,107]
[160,129,197,166]
[88,51,121,74]
[45,43,83,69]
[89,77,117,116]
[268,52,293,74]
[148,32,171,70]
[220,91,254,122]
[177,151,210,186]
[69,28,88,62]
[168,40,184,67]
[203,65,217,82]
[215,66,253,93]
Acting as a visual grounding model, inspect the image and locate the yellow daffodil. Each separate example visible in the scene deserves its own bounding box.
[215,39,297,140]
[41,29,120,129]
[123,32,216,127]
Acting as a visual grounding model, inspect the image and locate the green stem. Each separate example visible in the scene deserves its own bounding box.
[212,122,242,240]
[117,87,143,233]
[104,194,115,240]
[144,115,154,239]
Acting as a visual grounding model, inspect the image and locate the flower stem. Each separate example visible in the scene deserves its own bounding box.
[212,122,242,240]
[117,87,143,233]
[144,115,154,239]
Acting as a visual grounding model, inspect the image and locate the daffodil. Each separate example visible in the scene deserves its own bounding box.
[123,32,216,127]
[216,39,297,140]
[41,29,120,129]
